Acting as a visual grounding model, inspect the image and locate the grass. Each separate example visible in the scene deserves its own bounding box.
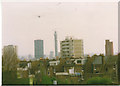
[87,77,112,85]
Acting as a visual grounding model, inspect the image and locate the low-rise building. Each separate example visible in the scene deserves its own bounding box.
[74,59,86,65]
[49,60,60,66]
[69,67,74,74]
[56,72,69,76]
[83,55,118,84]
[17,67,29,78]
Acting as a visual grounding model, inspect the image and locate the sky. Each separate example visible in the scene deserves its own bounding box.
[2,2,118,56]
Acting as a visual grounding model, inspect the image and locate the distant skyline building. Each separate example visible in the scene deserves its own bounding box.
[105,40,114,56]
[34,40,44,59]
[44,54,48,59]
[54,31,58,57]
[28,54,33,60]
[49,51,54,59]
[60,37,84,58]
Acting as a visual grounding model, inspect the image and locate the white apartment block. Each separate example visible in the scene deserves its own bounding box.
[49,60,60,66]
[60,37,84,58]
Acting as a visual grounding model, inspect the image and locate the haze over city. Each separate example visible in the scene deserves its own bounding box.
[2,0,120,85]
[2,2,118,56]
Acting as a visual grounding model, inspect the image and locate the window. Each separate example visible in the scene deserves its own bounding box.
[77,60,81,63]
[48,72,50,75]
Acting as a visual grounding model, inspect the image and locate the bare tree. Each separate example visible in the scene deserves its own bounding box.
[2,45,18,71]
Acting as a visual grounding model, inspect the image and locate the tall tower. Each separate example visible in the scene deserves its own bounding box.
[34,40,44,59]
[105,40,113,56]
[54,31,58,57]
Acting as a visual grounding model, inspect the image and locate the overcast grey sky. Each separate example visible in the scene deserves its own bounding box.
[2,2,118,56]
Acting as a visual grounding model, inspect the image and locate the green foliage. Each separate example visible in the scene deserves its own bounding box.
[41,75,53,84]
[51,76,56,81]
[99,54,104,57]
[33,61,53,84]
[14,78,29,85]
[87,77,112,85]
[30,61,40,74]
[118,53,120,83]
[57,78,70,84]
[56,58,66,72]
[2,71,29,85]
[19,61,27,68]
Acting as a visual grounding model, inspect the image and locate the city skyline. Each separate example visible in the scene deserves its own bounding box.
[2,2,118,56]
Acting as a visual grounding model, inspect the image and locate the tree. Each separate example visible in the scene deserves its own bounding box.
[56,58,66,72]
[2,45,18,71]
[92,54,98,57]
[2,45,19,84]
[30,61,40,74]
[19,61,27,68]
[99,54,104,57]
[33,60,51,84]
[84,57,94,73]
[118,53,120,84]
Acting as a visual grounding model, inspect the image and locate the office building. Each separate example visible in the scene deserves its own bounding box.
[54,31,58,57]
[34,40,44,59]
[60,37,84,58]
[105,40,113,56]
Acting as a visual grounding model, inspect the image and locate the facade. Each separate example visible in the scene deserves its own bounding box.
[74,59,86,65]
[105,40,114,56]
[49,60,60,66]
[56,72,69,76]
[2,45,18,71]
[54,31,58,57]
[60,37,84,58]
[34,40,44,59]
